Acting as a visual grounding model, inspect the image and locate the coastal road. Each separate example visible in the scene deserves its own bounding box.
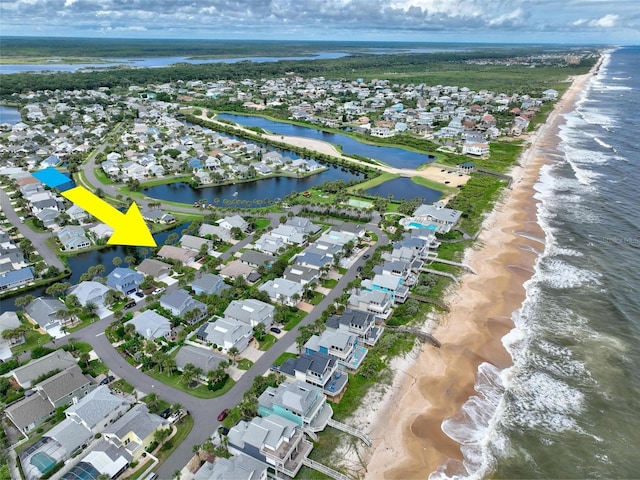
[0,187,65,271]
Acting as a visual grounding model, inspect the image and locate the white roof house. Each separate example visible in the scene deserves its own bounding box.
[258,278,303,307]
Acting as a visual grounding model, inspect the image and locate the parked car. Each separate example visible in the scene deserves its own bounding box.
[217,408,229,422]
[124,300,136,309]
[363,253,370,259]
[160,408,171,419]
[218,426,230,436]
[357,266,362,272]
[135,291,144,298]
[270,327,281,334]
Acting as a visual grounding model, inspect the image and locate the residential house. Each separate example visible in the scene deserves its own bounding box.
[254,234,286,255]
[217,215,249,233]
[6,391,55,435]
[125,310,172,339]
[282,265,320,286]
[67,281,112,309]
[348,289,394,321]
[326,309,383,346]
[412,202,462,233]
[271,352,349,398]
[224,299,274,328]
[190,273,230,296]
[198,223,233,242]
[227,414,313,478]
[174,345,228,374]
[66,204,88,222]
[141,208,176,224]
[286,216,322,235]
[361,273,409,304]
[0,311,24,360]
[258,381,333,434]
[10,349,77,388]
[180,234,213,254]
[64,385,133,435]
[258,278,303,307]
[24,297,68,336]
[304,329,366,370]
[160,289,207,322]
[240,251,275,269]
[293,250,332,270]
[0,267,34,291]
[219,260,254,281]
[196,317,253,353]
[194,453,267,480]
[89,223,114,240]
[106,267,144,295]
[157,245,196,266]
[57,226,91,250]
[136,258,173,282]
[37,364,94,408]
[102,404,170,462]
[269,225,308,246]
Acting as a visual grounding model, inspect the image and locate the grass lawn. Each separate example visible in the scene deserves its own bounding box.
[24,217,47,233]
[283,310,307,331]
[145,369,236,399]
[346,172,398,192]
[153,415,194,469]
[253,218,271,230]
[12,328,51,355]
[309,292,324,306]
[84,359,109,377]
[337,267,347,275]
[236,358,254,370]
[93,168,117,185]
[411,176,457,196]
[258,334,277,351]
[111,378,135,394]
[322,279,338,289]
[273,352,297,366]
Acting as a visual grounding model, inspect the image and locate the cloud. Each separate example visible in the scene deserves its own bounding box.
[0,0,638,42]
[589,13,619,28]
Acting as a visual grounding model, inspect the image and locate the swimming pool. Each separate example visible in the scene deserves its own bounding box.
[408,221,437,230]
[30,452,57,474]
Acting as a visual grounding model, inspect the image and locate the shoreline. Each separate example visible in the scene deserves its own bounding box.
[362,58,602,479]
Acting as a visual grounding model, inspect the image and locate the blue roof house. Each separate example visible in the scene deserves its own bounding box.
[106,268,144,295]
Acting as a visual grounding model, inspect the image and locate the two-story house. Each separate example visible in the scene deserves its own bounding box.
[326,309,383,346]
[160,289,207,322]
[106,267,144,295]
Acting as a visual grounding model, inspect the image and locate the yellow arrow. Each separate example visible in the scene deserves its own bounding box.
[61,186,156,247]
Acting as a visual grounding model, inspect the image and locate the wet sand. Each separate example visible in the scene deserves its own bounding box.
[364,61,601,479]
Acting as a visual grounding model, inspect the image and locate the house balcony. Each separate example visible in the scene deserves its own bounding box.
[277,439,313,478]
[321,371,347,397]
[340,345,368,371]
[262,429,304,462]
[363,325,384,347]
[307,403,333,433]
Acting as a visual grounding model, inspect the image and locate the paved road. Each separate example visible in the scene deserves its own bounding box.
[0,187,65,271]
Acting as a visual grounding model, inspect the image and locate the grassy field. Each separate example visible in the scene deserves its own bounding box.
[258,334,277,351]
[144,369,235,398]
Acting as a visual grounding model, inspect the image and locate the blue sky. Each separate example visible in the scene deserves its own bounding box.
[1,0,638,44]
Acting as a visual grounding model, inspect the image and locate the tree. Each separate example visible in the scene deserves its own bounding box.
[79,352,91,368]
[252,323,266,342]
[228,346,239,364]
[124,255,136,268]
[83,301,98,318]
[112,256,122,268]
[154,427,171,446]
[14,294,34,308]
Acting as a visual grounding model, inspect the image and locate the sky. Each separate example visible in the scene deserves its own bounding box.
[1,0,638,45]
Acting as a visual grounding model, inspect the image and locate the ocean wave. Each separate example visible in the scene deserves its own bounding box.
[538,258,602,289]
[593,137,613,149]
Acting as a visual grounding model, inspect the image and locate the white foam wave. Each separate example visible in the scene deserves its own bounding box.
[546,245,583,257]
[593,137,613,149]
[539,258,602,289]
[612,76,630,80]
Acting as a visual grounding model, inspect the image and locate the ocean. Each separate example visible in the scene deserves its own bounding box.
[437,46,640,479]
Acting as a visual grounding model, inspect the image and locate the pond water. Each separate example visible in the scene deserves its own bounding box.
[144,163,364,206]
[364,177,442,204]
[0,105,21,124]
[217,113,436,169]
[2,222,191,311]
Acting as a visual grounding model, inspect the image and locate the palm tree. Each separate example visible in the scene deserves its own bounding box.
[79,352,91,368]
[124,255,136,268]
[112,256,122,268]
[228,346,239,364]
[83,301,99,318]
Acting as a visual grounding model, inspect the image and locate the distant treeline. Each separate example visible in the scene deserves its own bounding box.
[0,48,598,99]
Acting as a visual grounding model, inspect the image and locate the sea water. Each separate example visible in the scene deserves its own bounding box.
[435,46,640,479]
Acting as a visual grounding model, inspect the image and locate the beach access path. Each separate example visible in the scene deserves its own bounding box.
[362,62,602,480]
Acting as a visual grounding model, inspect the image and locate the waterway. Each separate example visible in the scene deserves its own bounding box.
[364,177,442,204]
[0,105,21,124]
[0,52,350,75]
[2,222,191,311]
[144,163,364,206]
[217,113,436,169]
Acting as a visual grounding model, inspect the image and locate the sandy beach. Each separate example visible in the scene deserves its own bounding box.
[363,62,601,479]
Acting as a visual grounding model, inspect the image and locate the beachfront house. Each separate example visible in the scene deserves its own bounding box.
[326,309,384,346]
[273,352,348,398]
[411,202,462,233]
[348,288,394,321]
[304,330,367,371]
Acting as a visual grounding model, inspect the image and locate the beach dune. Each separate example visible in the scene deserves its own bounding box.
[363,63,600,479]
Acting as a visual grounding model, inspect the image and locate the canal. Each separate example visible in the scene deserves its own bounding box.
[217,113,437,169]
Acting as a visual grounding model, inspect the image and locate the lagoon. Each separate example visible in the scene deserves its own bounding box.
[217,113,436,169]
[0,105,21,124]
[144,164,364,206]
[364,177,442,204]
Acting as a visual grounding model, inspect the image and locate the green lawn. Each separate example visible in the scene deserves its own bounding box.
[308,292,324,306]
[253,218,271,230]
[273,352,297,366]
[346,172,398,192]
[12,327,51,355]
[236,358,254,370]
[152,415,194,470]
[258,334,277,351]
[283,310,307,331]
[322,279,338,289]
[411,176,457,196]
[111,378,135,394]
[145,369,236,398]
[84,359,109,377]
[93,168,117,185]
